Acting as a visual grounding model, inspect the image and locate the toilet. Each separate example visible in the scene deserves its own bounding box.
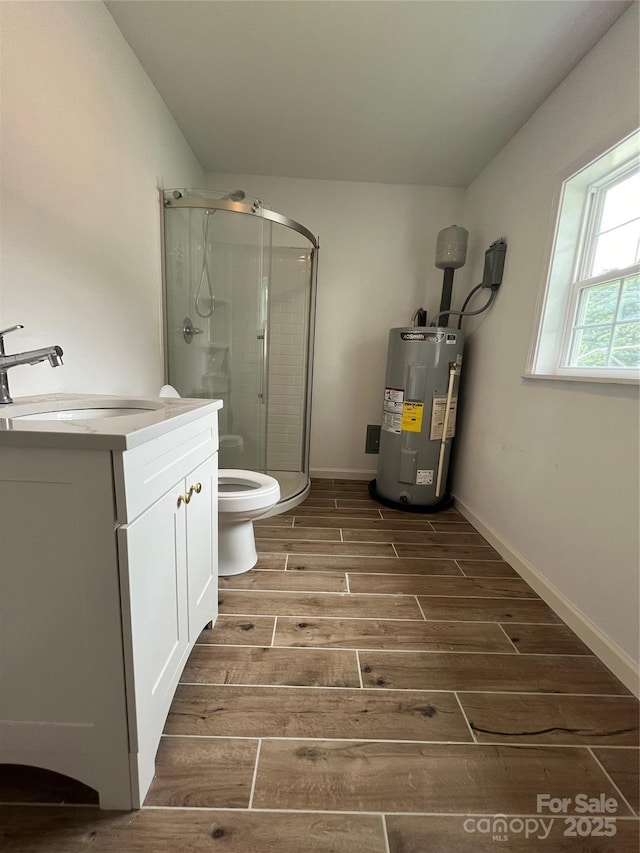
[217,469,280,576]
[159,385,280,576]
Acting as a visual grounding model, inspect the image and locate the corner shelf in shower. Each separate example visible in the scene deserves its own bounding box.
[201,343,229,351]
[196,297,228,311]
[201,372,229,394]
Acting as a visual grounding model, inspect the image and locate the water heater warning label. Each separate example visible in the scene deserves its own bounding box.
[384,388,404,409]
[382,412,402,434]
[382,388,405,433]
[401,402,424,432]
[417,469,434,485]
[430,396,458,440]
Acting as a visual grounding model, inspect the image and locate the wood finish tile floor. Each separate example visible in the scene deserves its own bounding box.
[1,478,638,851]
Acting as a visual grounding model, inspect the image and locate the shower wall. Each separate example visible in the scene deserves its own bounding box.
[266,248,311,472]
[167,228,309,473]
[165,209,204,398]
[210,242,310,473]
[226,245,263,468]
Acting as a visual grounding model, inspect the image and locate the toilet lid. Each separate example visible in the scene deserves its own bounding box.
[159,384,181,398]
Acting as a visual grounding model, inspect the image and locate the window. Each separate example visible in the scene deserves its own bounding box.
[529,129,640,382]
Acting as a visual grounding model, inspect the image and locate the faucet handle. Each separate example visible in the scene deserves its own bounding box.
[0,325,24,354]
[0,325,24,339]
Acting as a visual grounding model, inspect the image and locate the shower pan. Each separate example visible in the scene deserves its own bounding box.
[162,189,318,510]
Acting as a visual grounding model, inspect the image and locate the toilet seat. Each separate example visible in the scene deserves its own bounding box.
[218,469,280,515]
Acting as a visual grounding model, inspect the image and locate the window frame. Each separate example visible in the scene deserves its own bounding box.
[576,162,640,283]
[558,265,639,376]
[526,128,640,385]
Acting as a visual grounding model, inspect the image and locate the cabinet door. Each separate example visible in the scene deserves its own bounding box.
[117,481,189,800]
[185,453,218,639]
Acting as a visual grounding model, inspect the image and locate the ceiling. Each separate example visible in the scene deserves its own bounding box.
[106,1,631,187]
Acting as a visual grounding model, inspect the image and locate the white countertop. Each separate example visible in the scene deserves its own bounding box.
[0,394,223,450]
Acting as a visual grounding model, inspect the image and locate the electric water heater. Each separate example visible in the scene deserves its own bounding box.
[370,326,464,511]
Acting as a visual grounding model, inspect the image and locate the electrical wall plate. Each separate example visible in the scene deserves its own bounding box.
[365,424,381,453]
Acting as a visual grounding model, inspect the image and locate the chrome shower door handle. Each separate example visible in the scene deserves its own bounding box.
[258,328,267,403]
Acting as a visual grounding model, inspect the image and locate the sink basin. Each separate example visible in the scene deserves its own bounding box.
[3,397,165,424]
[0,393,223,451]
[16,407,156,421]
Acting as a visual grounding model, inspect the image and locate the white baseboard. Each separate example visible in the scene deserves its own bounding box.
[454,495,640,698]
[310,468,376,481]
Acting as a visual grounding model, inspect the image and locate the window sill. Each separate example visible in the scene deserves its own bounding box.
[523,372,639,386]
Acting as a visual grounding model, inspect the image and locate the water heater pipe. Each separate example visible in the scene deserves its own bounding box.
[438,268,455,323]
[435,363,458,497]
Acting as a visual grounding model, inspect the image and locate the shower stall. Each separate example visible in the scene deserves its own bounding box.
[162,189,318,509]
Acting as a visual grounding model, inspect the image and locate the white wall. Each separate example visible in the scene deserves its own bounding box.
[0,2,203,398]
[452,5,640,668]
[206,174,465,475]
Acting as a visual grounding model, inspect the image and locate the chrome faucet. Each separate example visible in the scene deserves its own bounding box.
[0,325,64,405]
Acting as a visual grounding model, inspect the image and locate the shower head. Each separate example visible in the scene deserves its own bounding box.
[222,189,246,202]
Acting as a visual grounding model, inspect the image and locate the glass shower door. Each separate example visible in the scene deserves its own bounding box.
[163,203,267,472]
[264,221,315,500]
[163,187,319,510]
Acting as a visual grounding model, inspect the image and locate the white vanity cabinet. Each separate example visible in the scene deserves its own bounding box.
[117,452,218,801]
[0,398,220,809]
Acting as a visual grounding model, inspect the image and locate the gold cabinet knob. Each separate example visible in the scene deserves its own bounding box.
[177,492,191,507]
[188,482,202,498]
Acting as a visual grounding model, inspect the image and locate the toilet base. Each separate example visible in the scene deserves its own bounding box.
[218,518,259,576]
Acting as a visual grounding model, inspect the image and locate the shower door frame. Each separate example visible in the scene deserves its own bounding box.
[160,190,319,504]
